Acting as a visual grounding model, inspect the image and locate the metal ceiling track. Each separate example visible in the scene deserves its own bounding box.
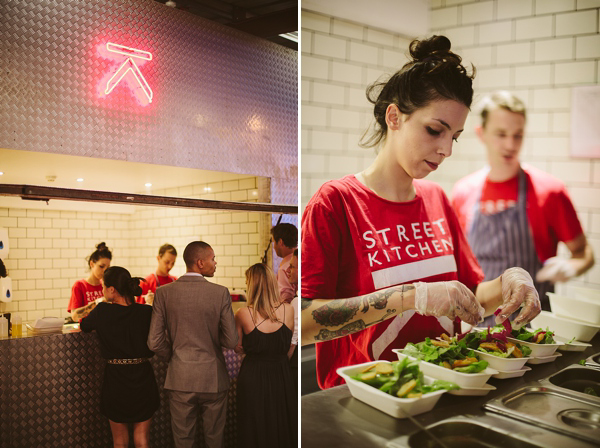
[0,184,297,214]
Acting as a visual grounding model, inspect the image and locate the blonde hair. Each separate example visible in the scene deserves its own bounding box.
[245,263,281,323]
[479,91,526,128]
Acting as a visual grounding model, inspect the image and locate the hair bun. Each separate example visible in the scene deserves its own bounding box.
[97,242,107,250]
[410,35,452,62]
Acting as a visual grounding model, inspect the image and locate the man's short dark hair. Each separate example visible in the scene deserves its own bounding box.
[270,223,298,249]
[183,241,212,268]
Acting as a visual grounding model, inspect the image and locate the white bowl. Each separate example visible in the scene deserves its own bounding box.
[526,352,562,365]
[393,351,498,388]
[547,292,600,325]
[492,365,532,379]
[336,360,448,419]
[506,336,562,357]
[530,310,600,342]
[447,383,496,396]
[473,349,531,371]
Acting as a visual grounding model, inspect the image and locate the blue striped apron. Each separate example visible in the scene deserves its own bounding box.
[467,169,551,327]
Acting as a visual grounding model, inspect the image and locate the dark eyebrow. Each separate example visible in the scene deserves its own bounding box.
[434,119,463,133]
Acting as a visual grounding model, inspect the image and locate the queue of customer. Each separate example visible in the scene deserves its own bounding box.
[74,238,297,448]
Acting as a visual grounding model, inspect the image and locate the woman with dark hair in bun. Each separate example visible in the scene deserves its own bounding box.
[301,35,542,389]
[68,242,112,322]
[81,266,159,448]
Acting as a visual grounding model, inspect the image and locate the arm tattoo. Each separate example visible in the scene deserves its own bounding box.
[311,296,361,327]
[313,309,396,342]
[301,297,312,311]
[361,288,396,313]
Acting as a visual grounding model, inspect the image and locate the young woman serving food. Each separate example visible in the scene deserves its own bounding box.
[301,35,542,389]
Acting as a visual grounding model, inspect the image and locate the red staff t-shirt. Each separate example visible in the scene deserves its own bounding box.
[302,175,484,389]
[136,274,177,304]
[451,165,583,263]
[67,280,104,312]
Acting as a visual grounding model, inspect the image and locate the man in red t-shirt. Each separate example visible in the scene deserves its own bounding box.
[137,244,178,304]
[452,91,594,317]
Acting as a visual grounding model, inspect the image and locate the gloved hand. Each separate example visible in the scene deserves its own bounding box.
[497,267,541,329]
[536,257,576,283]
[414,281,485,326]
[145,291,155,306]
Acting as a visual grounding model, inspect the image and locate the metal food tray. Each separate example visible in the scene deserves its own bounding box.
[484,383,600,445]
[585,351,600,368]
[386,413,597,448]
[539,365,600,403]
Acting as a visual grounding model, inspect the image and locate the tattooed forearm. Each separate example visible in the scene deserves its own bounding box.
[313,308,396,342]
[72,301,97,321]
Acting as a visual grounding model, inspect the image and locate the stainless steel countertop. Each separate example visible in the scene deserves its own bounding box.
[301,334,600,447]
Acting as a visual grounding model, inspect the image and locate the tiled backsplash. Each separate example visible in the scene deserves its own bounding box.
[0,177,264,321]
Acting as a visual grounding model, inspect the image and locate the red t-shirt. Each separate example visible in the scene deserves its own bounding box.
[67,279,103,312]
[451,165,583,262]
[302,175,484,389]
[136,273,177,304]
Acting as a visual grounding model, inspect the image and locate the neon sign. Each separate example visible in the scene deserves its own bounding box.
[104,43,153,104]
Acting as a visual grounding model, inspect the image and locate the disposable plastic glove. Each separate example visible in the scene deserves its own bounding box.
[535,257,576,283]
[414,281,485,326]
[497,267,541,330]
[145,291,155,306]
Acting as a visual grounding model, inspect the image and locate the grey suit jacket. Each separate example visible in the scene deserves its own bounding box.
[147,274,238,393]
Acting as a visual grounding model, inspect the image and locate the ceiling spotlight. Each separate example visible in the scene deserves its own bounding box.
[0,172,3,176]
[145,183,152,187]
[165,1,176,7]
[77,178,84,182]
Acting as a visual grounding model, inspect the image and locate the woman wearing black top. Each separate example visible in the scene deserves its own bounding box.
[81,266,159,448]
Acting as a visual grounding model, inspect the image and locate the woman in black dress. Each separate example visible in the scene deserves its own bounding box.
[235,263,296,448]
[81,266,159,448]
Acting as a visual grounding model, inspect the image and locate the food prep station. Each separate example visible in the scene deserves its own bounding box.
[301,334,600,447]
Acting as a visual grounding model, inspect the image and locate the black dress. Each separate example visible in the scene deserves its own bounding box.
[80,302,159,423]
[237,307,297,448]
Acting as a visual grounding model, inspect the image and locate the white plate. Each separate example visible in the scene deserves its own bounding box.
[491,365,532,379]
[473,349,531,371]
[554,335,592,352]
[506,336,562,358]
[447,383,496,396]
[526,352,563,365]
[393,351,498,388]
[336,361,448,419]
[25,323,63,334]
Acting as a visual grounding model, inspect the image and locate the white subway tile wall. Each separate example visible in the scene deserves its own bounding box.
[301,2,600,291]
[0,177,264,321]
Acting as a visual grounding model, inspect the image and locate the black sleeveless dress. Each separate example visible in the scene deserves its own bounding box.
[237,307,297,447]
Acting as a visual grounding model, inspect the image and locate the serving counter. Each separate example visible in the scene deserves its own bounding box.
[301,334,600,447]
[0,327,244,448]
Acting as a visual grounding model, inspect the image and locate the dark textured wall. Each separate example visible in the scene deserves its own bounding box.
[0,0,297,206]
[0,331,243,447]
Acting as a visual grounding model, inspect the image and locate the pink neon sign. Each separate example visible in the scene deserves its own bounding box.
[104,42,153,104]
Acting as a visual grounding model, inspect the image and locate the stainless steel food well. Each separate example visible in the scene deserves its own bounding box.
[386,414,596,448]
[484,383,600,444]
[585,352,600,368]
[539,365,600,401]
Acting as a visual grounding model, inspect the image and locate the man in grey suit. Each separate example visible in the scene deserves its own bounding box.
[148,241,238,448]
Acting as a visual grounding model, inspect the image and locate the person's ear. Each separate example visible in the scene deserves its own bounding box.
[475,125,484,142]
[156,255,161,263]
[385,104,402,131]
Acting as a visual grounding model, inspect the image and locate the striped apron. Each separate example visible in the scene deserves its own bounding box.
[467,169,552,327]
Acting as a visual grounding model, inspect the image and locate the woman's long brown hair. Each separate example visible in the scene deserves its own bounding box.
[245,263,281,322]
